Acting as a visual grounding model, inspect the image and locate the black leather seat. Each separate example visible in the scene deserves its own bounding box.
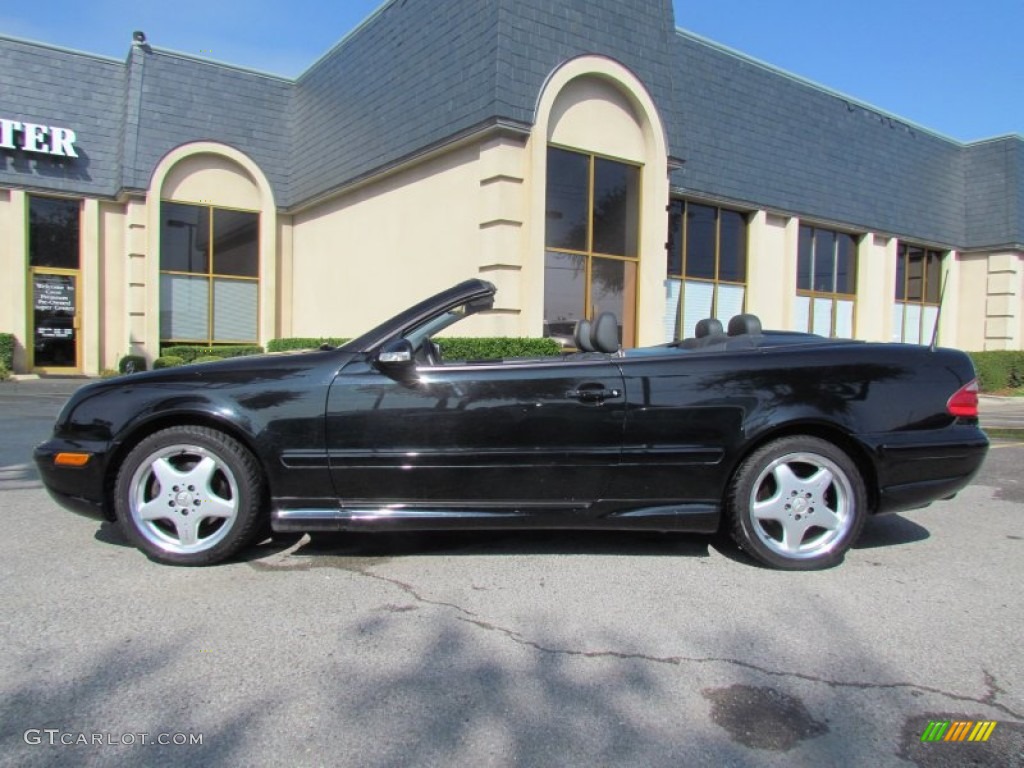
[725,313,763,349]
[590,312,621,354]
[573,318,596,352]
[680,317,727,349]
[727,314,762,336]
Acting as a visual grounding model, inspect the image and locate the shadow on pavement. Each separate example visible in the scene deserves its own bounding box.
[854,514,930,550]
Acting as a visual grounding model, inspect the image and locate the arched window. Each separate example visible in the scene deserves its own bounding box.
[544,146,641,348]
[159,201,259,346]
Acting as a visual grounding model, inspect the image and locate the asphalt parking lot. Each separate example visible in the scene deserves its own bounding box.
[0,379,1021,767]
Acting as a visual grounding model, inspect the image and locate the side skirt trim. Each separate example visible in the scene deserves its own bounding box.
[271,501,720,533]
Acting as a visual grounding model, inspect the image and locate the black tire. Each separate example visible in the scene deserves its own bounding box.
[114,426,266,566]
[727,436,867,570]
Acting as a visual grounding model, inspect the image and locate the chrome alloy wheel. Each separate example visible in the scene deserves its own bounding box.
[128,444,240,555]
[748,451,855,560]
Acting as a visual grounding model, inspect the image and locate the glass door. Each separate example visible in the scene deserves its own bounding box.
[28,196,81,373]
[31,269,79,370]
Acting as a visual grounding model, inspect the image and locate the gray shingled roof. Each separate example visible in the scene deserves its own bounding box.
[0,0,1020,250]
[669,30,968,246]
[0,37,125,197]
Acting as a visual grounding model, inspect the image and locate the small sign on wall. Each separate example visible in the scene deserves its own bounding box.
[35,274,76,313]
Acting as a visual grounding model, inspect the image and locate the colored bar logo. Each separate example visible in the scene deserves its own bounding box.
[920,720,997,743]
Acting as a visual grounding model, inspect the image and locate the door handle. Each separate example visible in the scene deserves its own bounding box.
[566,387,622,402]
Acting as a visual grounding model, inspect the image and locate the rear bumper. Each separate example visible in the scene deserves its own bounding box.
[865,425,989,514]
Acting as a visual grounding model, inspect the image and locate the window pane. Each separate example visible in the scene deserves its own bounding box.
[797,226,813,291]
[813,229,836,293]
[667,200,683,277]
[794,295,811,333]
[895,244,907,300]
[811,297,833,336]
[213,210,259,277]
[682,280,714,339]
[685,204,716,279]
[835,233,857,295]
[161,274,209,341]
[29,197,80,269]
[590,257,636,346]
[545,148,589,252]
[835,300,854,338]
[925,250,942,304]
[162,203,210,274]
[892,303,905,342]
[718,209,747,282]
[664,278,682,342]
[716,282,745,322]
[543,251,586,342]
[213,278,258,342]
[592,158,639,257]
[904,303,922,344]
[906,247,924,301]
[922,305,939,344]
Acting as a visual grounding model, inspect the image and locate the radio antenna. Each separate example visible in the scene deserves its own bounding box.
[929,266,948,351]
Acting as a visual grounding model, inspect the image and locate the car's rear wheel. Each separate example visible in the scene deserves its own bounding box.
[115,426,265,566]
[727,436,867,570]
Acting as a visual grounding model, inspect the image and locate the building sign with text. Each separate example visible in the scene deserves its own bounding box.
[1,117,78,157]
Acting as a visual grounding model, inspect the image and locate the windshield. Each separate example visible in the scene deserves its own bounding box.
[404,305,472,349]
[339,279,496,353]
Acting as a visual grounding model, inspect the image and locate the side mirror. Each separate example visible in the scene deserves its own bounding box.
[375,338,416,377]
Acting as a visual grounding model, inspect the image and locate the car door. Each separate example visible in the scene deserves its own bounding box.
[325,356,626,509]
[611,350,749,502]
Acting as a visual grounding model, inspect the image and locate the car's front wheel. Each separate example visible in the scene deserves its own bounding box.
[727,436,867,570]
[115,426,266,566]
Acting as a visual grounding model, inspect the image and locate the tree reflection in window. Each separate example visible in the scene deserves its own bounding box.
[544,147,640,347]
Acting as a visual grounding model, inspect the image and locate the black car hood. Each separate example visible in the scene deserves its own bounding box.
[57,349,352,424]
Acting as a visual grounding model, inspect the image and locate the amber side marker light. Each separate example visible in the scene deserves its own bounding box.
[946,379,979,418]
[54,452,92,468]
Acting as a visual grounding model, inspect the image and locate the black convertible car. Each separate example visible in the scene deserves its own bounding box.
[35,279,988,570]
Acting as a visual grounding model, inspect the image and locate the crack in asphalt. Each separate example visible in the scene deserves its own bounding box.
[348,565,480,620]
[356,565,1024,722]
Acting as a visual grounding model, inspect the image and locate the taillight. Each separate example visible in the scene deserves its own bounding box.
[947,379,979,418]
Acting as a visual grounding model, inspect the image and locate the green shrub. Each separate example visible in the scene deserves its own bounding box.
[1011,365,1024,390]
[118,354,147,374]
[266,338,349,353]
[160,345,263,363]
[0,333,14,370]
[153,355,185,369]
[100,369,120,379]
[267,336,561,360]
[436,337,562,360]
[969,351,1024,392]
[0,361,9,382]
[192,355,224,363]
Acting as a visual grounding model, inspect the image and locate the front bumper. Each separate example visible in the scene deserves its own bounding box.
[34,438,114,521]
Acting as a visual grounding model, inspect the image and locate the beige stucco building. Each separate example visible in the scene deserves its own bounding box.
[1,0,1021,375]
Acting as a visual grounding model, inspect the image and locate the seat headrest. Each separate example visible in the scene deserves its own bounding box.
[727,314,762,336]
[695,318,724,338]
[573,319,595,352]
[591,312,620,354]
